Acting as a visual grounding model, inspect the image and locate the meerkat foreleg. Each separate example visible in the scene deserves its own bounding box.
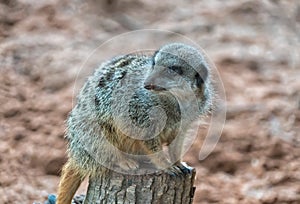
[169,136,184,164]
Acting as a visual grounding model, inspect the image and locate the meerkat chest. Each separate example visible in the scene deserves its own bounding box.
[93,55,184,142]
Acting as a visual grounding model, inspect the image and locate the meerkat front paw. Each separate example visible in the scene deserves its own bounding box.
[163,162,192,177]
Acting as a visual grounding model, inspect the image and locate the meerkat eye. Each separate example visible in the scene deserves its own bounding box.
[168,66,183,75]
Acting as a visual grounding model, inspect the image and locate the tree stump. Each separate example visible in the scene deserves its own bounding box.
[84,163,196,204]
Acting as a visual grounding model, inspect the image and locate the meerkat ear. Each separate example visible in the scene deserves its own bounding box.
[195,64,208,88]
[152,50,159,66]
[195,73,204,88]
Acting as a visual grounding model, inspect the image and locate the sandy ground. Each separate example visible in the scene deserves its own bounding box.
[0,0,300,203]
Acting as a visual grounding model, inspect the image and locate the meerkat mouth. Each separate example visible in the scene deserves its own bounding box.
[144,84,167,91]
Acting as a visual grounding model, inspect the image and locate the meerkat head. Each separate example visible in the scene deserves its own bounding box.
[144,43,208,92]
[144,43,212,113]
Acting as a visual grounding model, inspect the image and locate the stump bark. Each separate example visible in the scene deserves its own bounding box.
[83,163,196,204]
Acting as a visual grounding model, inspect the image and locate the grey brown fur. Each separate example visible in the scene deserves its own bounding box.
[57,43,213,204]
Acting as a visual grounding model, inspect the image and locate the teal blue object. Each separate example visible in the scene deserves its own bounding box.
[47,194,56,204]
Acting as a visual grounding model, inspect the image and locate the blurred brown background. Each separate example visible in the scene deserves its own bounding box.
[0,0,299,203]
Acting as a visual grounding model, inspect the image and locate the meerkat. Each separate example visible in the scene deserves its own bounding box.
[56,43,213,204]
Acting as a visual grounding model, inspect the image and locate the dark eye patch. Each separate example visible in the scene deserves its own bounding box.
[168,66,183,75]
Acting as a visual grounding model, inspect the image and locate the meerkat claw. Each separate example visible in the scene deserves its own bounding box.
[164,166,184,177]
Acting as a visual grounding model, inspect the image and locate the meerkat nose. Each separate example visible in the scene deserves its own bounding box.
[144,83,166,91]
